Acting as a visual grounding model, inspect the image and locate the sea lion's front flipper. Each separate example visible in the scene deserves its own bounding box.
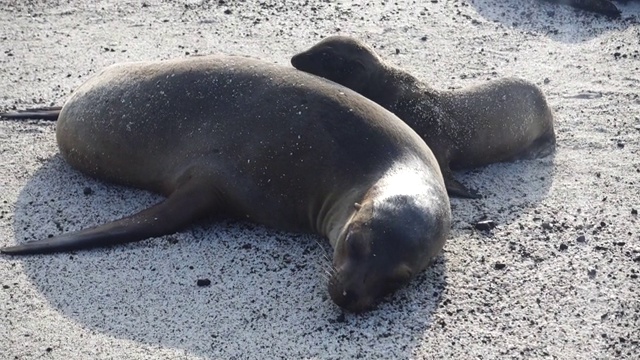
[0,106,63,121]
[1,180,222,255]
[444,172,481,199]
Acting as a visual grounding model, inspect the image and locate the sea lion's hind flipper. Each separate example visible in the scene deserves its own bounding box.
[444,173,481,199]
[0,106,63,121]
[0,181,222,255]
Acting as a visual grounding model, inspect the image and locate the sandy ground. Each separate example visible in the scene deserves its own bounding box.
[0,0,638,359]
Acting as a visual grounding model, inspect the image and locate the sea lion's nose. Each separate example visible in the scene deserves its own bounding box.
[329,284,373,313]
[335,289,358,308]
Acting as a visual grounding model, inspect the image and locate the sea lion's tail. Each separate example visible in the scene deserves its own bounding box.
[0,106,62,121]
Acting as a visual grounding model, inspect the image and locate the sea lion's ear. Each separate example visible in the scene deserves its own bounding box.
[354,202,362,210]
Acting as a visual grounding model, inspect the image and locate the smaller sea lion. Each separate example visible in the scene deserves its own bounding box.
[291,36,556,198]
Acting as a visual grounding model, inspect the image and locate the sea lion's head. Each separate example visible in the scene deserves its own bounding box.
[329,189,449,313]
[291,36,383,95]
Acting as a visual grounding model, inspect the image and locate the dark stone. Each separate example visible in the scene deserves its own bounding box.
[196,278,211,287]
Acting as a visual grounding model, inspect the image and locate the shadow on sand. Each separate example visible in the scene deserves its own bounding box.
[450,152,557,231]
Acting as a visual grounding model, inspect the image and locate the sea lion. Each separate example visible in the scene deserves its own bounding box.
[291,36,556,198]
[540,0,637,19]
[0,55,451,313]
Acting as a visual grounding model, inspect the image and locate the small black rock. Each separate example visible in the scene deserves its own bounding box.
[559,243,568,251]
[224,9,232,14]
[588,269,597,278]
[494,262,506,270]
[632,209,638,216]
[196,279,211,287]
[83,187,93,195]
[475,220,496,231]
[541,222,553,230]
[576,235,586,243]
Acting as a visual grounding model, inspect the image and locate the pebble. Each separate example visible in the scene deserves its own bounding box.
[196,279,211,287]
[474,220,496,231]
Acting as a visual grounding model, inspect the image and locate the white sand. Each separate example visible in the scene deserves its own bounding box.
[1,1,638,359]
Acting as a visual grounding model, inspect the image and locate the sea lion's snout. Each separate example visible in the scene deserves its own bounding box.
[291,50,326,73]
[328,260,412,313]
[328,266,376,313]
[290,52,308,68]
[328,238,410,313]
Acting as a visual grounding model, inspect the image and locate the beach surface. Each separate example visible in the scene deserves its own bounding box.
[1,1,638,359]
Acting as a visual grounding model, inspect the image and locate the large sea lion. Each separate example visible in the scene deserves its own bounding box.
[0,55,451,313]
[291,36,556,198]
